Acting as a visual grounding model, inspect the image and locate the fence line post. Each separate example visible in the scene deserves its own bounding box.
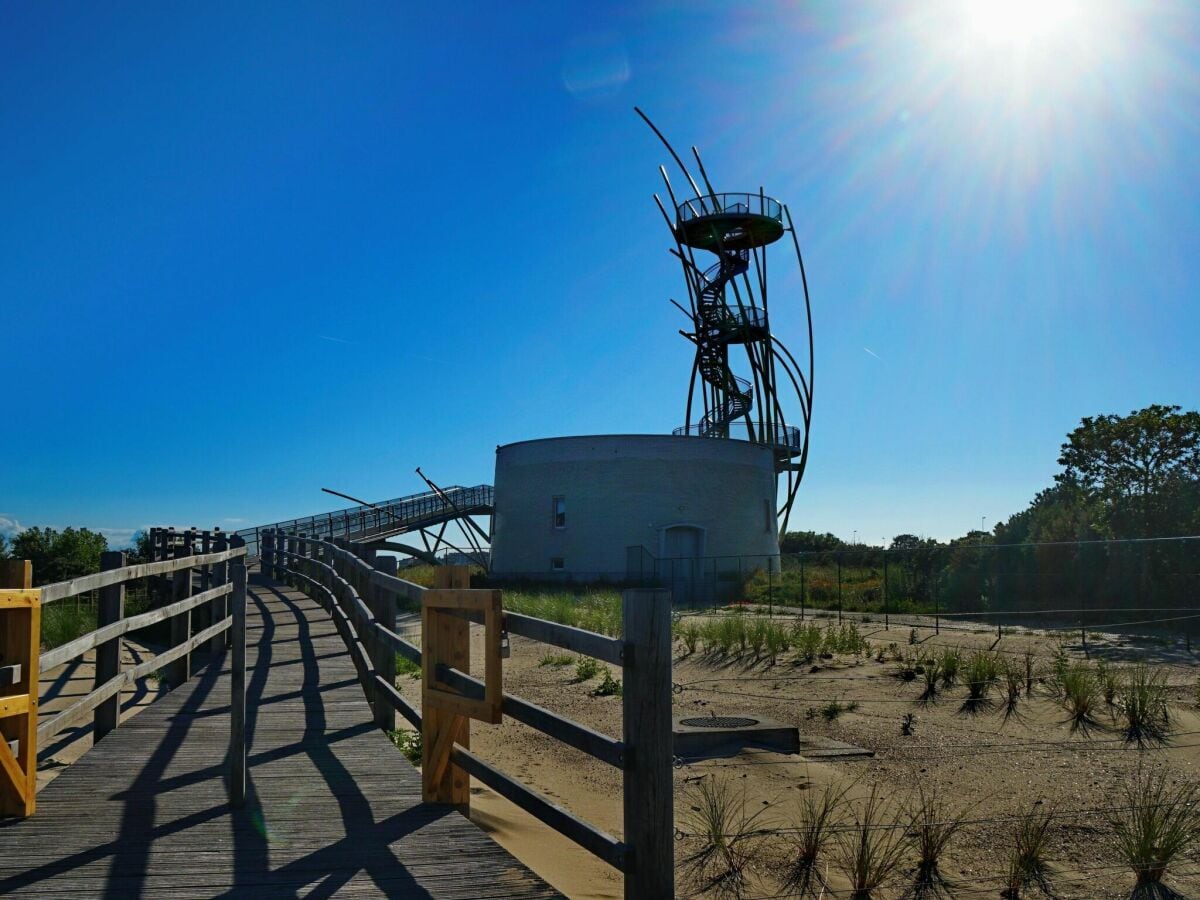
[229,538,248,808]
[837,553,843,624]
[883,554,889,631]
[622,588,674,900]
[422,565,472,807]
[167,555,193,687]
[94,550,126,742]
[373,555,398,732]
[800,556,806,621]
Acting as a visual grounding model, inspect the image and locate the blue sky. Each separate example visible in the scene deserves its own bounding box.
[1,1,1197,548]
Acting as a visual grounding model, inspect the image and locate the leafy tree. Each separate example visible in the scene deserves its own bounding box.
[780,530,845,554]
[10,526,108,586]
[0,533,7,559]
[127,529,154,565]
[1057,404,1200,538]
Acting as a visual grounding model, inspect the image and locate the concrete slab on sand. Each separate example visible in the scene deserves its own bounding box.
[674,715,873,760]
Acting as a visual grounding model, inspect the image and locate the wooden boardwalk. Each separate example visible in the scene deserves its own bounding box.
[0,573,559,898]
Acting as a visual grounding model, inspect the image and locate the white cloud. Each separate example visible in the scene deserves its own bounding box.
[0,515,23,539]
[97,528,139,549]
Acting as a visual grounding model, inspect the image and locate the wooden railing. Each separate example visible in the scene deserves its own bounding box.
[264,528,674,900]
[0,540,249,818]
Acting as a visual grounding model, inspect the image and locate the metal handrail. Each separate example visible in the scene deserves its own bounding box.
[672,422,803,452]
[676,192,783,224]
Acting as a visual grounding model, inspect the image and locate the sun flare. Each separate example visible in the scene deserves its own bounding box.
[960,0,1083,44]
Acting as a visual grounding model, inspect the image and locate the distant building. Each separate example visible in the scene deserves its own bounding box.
[489,434,779,602]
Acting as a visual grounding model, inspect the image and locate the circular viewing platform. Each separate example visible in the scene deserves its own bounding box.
[676,193,785,252]
[672,421,803,458]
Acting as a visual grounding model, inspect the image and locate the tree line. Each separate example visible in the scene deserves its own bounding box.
[776,405,1200,615]
[0,527,152,586]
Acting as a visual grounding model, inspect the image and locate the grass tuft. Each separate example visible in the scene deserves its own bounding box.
[1109,766,1200,890]
[1060,663,1101,734]
[906,783,970,899]
[782,781,847,897]
[538,652,573,668]
[939,647,961,687]
[680,776,770,897]
[832,783,908,900]
[1120,664,1171,747]
[395,654,421,679]
[1001,802,1055,899]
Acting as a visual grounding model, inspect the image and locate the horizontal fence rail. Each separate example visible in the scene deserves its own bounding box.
[268,528,674,899]
[9,536,250,814]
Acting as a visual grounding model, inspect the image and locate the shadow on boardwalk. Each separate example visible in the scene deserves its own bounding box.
[0,573,558,898]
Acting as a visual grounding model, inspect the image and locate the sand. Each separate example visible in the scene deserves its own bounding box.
[388,610,1200,899]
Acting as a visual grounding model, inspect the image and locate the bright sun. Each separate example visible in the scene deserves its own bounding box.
[961,0,1083,44]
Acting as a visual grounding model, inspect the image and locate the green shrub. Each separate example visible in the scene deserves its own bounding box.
[574,657,601,682]
[538,652,573,668]
[388,729,422,766]
[793,622,824,662]
[962,650,1000,712]
[764,621,790,663]
[593,669,622,696]
[821,698,857,721]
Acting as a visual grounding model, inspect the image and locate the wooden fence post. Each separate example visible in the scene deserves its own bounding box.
[229,538,247,808]
[422,565,471,807]
[211,531,229,652]
[167,558,192,688]
[286,534,297,587]
[94,550,126,741]
[621,588,674,900]
[373,555,398,731]
[0,559,39,818]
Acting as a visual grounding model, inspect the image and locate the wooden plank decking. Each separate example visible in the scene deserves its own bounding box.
[0,573,559,898]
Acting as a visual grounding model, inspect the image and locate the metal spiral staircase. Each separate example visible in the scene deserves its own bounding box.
[695,250,754,436]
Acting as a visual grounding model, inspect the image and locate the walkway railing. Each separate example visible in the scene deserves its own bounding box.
[0,540,249,818]
[227,485,494,558]
[264,528,674,900]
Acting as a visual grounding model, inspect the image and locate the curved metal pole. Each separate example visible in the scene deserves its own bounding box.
[635,107,704,201]
[784,203,815,419]
[690,146,719,198]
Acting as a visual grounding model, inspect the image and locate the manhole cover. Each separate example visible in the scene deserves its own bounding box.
[679,716,760,729]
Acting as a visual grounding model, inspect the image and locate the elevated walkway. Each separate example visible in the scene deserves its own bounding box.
[234,486,493,558]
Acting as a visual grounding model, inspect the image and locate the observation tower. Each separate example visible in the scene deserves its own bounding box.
[638,110,815,533]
